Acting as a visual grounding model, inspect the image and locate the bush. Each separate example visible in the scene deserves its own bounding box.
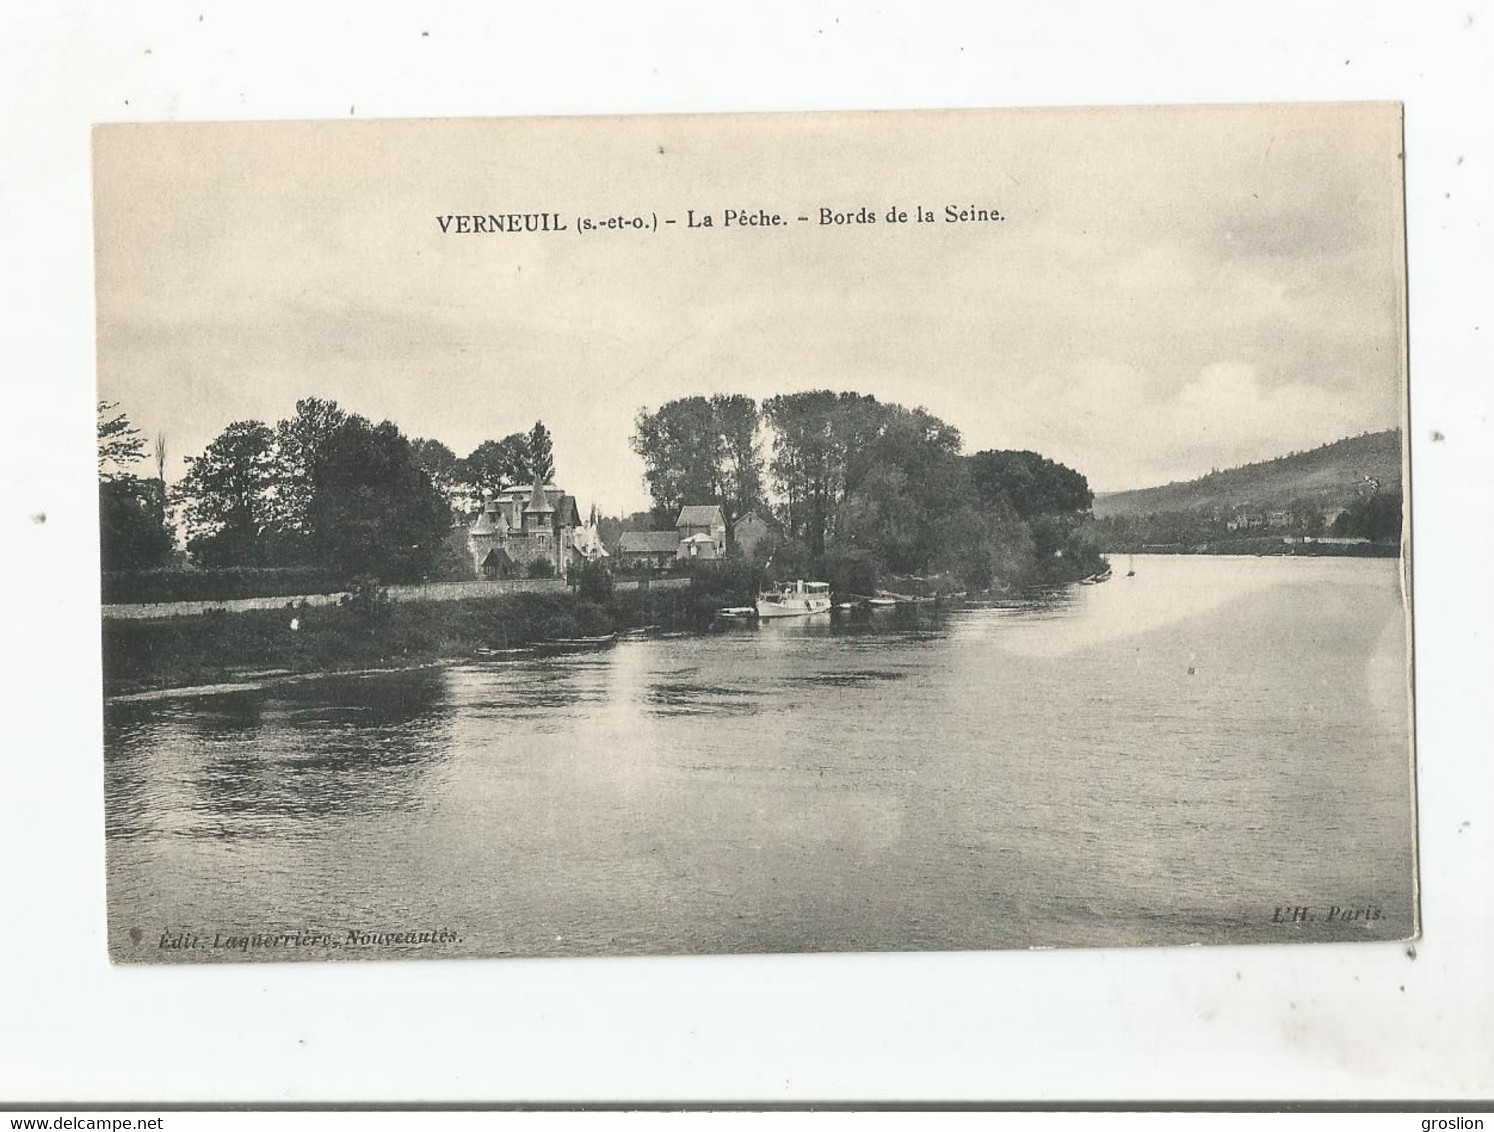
[525,557,556,579]
[576,558,614,602]
[102,565,346,604]
[337,575,391,619]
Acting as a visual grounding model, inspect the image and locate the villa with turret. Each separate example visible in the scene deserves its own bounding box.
[468,481,603,580]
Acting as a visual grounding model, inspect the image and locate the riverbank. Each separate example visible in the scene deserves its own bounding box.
[100,584,705,699]
[100,553,1100,697]
[1099,538,1400,557]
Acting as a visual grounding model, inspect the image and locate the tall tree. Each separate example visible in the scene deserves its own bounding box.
[175,420,279,566]
[636,397,718,521]
[762,390,847,555]
[97,401,146,481]
[527,420,555,485]
[272,397,349,536]
[305,418,452,582]
[710,393,764,522]
[410,437,463,514]
[461,432,530,500]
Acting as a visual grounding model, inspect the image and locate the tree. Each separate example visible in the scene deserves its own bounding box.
[99,478,173,572]
[304,418,452,582]
[711,394,764,522]
[410,437,463,513]
[967,450,1093,519]
[175,420,280,567]
[527,420,555,485]
[97,401,147,481]
[632,396,725,525]
[461,433,530,500]
[272,397,349,537]
[762,390,841,554]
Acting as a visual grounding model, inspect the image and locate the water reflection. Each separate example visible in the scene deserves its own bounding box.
[104,667,455,840]
[104,556,1416,959]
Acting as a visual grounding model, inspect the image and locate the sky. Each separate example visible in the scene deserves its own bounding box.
[93,104,1407,514]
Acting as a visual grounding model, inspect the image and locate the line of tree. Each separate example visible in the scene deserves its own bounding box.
[1092,488,1403,552]
[631,390,1103,589]
[100,396,562,584]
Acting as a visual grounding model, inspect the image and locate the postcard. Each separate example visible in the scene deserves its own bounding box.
[93,104,1415,962]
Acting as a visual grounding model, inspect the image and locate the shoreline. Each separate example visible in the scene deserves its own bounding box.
[105,659,466,706]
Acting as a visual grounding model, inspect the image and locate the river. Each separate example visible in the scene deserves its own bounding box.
[104,555,1416,961]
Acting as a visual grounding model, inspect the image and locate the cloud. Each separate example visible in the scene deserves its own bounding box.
[996,360,1380,492]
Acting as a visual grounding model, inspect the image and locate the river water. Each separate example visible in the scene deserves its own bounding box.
[104,555,1416,961]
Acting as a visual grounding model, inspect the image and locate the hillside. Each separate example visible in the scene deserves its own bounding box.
[1093,430,1403,519]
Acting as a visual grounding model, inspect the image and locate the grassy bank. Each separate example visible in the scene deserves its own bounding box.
[100,553,1095,697]
[101,583,715,698]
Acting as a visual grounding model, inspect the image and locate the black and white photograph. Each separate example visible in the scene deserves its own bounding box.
[93,103,1415,965]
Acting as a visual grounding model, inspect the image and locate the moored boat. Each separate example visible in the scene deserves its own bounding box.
[532,633,618,655]
[475,645,534,658]
[755,580,832,619]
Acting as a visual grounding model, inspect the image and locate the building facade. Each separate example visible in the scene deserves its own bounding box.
[730,509,776,558]
[675,504,727,559]
[468,481,583,580]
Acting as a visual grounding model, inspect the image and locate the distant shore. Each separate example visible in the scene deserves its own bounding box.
[1100,539,1400,558]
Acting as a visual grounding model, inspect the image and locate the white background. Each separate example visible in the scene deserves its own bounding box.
[1,0,1490,1105]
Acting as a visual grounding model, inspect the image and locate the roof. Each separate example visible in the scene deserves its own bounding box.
[676,504,724,528]
[470,505,507,535]
[732,508,777,530]
[555,494,582,528]
[618,530,682,554]
[526,478,555,513]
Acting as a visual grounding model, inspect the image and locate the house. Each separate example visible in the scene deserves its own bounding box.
[468,481,583,580]
[616,530,682,571]
[675,504,727,558]
[731,509,776,557]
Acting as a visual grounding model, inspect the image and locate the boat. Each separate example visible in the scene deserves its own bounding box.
[755,580,833,619]
[867,595,900,609]
[716,606,757,622]
[475,645,534,658]
[532,633,618,655]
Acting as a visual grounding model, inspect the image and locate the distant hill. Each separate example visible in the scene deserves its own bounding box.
[1093,430,1403,519]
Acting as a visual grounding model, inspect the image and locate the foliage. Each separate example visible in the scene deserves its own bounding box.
[337,575,392,624]
[527,420,555,486]
[525,556,556,579]
[460,433,530,500]
[1332,490,1403,542]
[97,401,174,571]
[98,478,173,572]
[304,418,453,583]
[101,565,344,605]
[631,394,764,526]
[410,437,463,510]
[272,397,349,537]
[1093,429,1402,520]
[575,557,614,602]
[630,388,1102,590]
[968,449,1093,519]
[97,401,147,481]
[176,420,280,566]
